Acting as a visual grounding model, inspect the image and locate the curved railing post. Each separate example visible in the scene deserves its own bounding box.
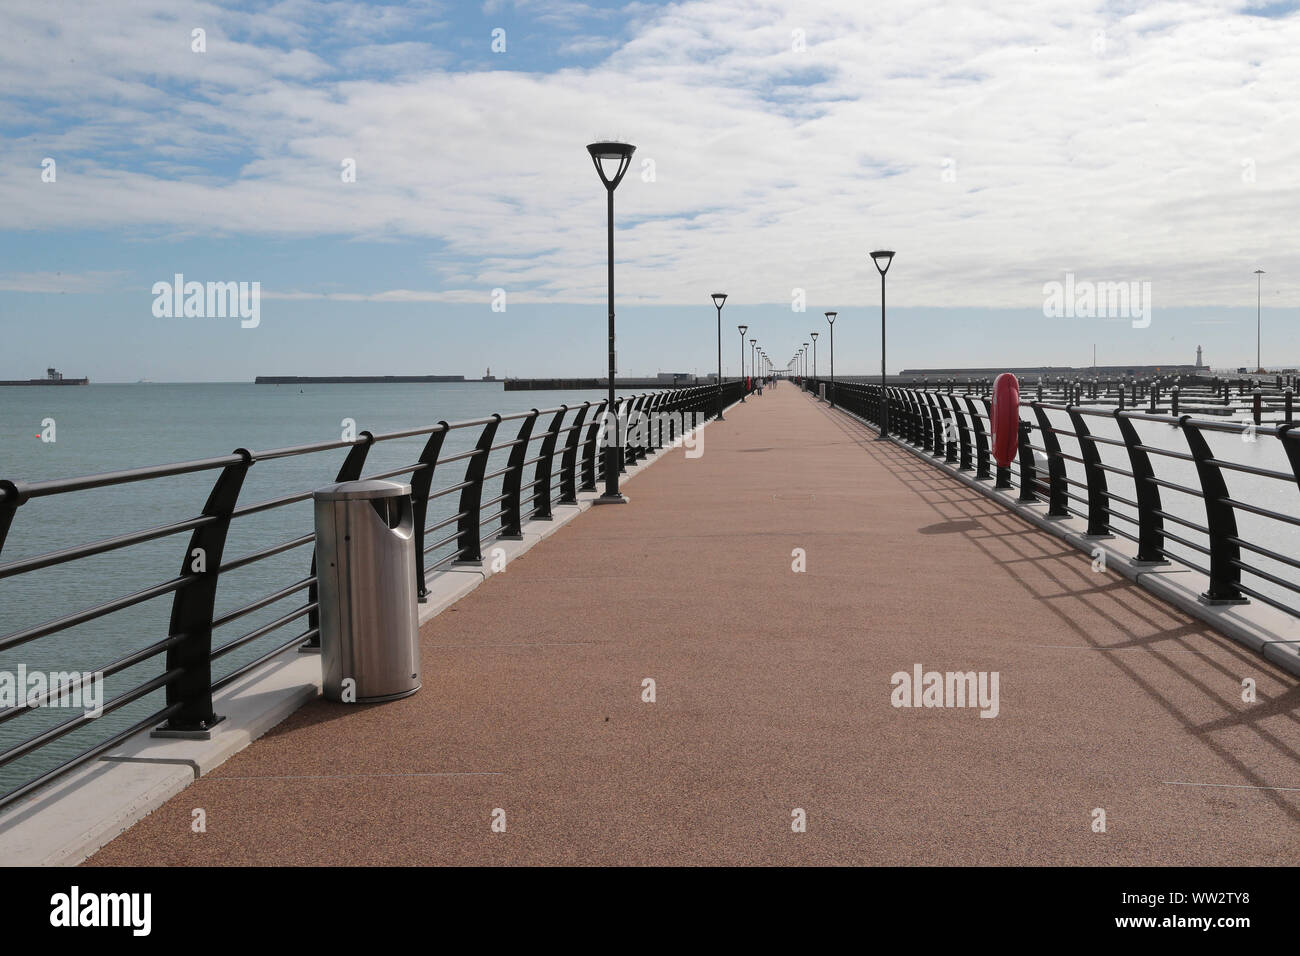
[932,394,949,459]
[456,416,501,562]
[559,403,590,503]
[920,391,934,451]
[630,394,650,463]
[621,395,639,467]
[1181,419,1247,604]
[948,394,971,469]
[939,394,959,463]
[500,410,539,538]
[965,396,993,480]
[155,448,252,737]
[580,401,607,491]
[531,406,567,520]
[919,392,936,452]
[615,397,631,473]
[1016,418,1038,502]
[1278,424,1300,491]
[1066,408,1111,537]
[409,423,449,601]
[1030,404,1069,516]
[0,482,20,561]
[305,432,374,649]
[649,392,666,451]
[1115,411,1167,564]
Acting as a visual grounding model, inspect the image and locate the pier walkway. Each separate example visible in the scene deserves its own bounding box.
[89,387,1300,865]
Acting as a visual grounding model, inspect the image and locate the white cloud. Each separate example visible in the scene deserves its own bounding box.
[0,271,128,293]
[1,0,1297,308]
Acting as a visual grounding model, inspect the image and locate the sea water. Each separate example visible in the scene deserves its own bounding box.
[0,382,619,796]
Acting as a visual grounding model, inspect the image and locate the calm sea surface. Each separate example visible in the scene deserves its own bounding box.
[0,382,620,795]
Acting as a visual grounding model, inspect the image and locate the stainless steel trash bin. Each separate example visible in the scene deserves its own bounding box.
[313,479,421,703]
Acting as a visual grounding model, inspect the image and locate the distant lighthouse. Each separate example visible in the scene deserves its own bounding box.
[1195,345,1203,368]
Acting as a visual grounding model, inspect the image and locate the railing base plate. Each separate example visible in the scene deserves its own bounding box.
[1199,592,1249,606]
[593,493,629,505]
[151,715,226,740]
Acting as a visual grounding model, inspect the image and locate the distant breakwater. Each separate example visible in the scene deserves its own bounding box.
[256,375,480,384]
[506,377,713,391]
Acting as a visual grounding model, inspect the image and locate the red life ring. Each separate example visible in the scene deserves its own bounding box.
[991,373,1020,468]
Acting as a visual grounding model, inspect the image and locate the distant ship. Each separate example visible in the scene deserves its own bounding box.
[0,367,89,386]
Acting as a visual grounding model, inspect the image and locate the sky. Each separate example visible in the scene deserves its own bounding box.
[0,0,1297,381]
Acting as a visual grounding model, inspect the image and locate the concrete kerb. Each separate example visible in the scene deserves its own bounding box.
[0,398,733,865]
[819,395,1300,680]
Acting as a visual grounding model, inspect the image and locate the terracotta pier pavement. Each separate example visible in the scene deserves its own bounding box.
[89,385,1300,865]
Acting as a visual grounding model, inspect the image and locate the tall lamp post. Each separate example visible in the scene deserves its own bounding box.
[587,141,636,503]
[712,293,728,421]
[871,249,895,440]
[750,338,757,389]
[803,342,809,384]
[737,323,748,402]
[1255,268,1265,373]
[825,311,837,408]
[810,331,819,382]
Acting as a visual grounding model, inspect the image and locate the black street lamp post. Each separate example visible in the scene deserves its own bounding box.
[737,323,748,402]
[587,141,635,503]
[1255,268,1265,373]
[810,331,819,383]
[825,311,837,408]
[712,293,728,421]
[871,250,895,440]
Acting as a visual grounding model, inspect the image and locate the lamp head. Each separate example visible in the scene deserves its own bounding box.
[870,249,896,275]
[587,141,636,190]
[811,332,818,340]
[738,324,748,335]
[825,311,837,325]
[711,292,728,309]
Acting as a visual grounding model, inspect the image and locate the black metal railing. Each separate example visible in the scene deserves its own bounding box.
[811,377,1300,619]
[0,381,742,810]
